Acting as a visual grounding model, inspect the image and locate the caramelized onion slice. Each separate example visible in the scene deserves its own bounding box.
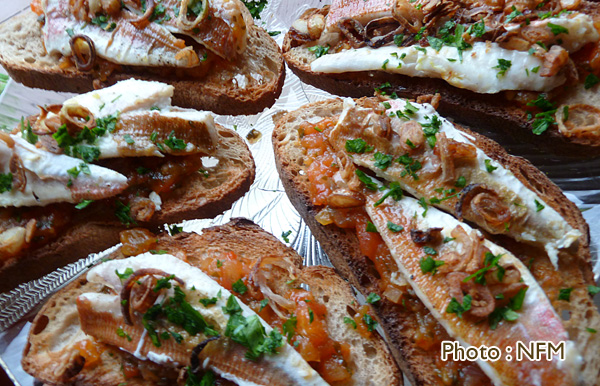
[447,272,495,318]
[557,104,600,138]
[177,0,209,30]
[120,268,185,325]
[456,184,511,231]
[60,104,95,136]
[130,0,155,29]
[249,256,297,318]
[69,35,96,72]
[410,227,442,245]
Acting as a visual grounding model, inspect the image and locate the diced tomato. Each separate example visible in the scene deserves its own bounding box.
[119,228,157,256]
[76,339,103,369]
[30,0,43,15]
[318,356,352,383]
[295,335,320,362]
[122,360,141,378]
[353,305,374,339]
[296,301,329,348]
[306,152,337,206]
[355,216,385,260]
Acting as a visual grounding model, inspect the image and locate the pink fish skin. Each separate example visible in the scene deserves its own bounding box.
[326,0,395,30]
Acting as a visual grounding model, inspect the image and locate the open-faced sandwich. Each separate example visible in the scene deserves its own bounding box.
[0,79,255,292]
[0,0,285,115]
[283,0,600,147]
[273,96,600,385]
[21,218,401,385]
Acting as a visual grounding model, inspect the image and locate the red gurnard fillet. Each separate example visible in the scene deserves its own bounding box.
[325,0,395,31]
[364,192,580,385]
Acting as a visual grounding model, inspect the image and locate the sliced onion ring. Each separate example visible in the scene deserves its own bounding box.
[69,34,96,72]
[120,268,185,325]
[130,0,155,29]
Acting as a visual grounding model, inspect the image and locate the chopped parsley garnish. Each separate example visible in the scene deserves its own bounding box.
[466,19,485,38]
[373,152,393,170]
[282,315,297,341]
[414,26,426,41]
[136,167,151,175]
[164,131,187,150]
[563,105,569,121]
[527,94,557,136]
[91,14,116,32]
[531,66,540,73]
[420,256,445,275]
[397,154,422,180]
[505,6,523,23]
[547,22,568,36]
[534,199,545,212]
[485,159,497,173]
[241,0,267,20]
[123,134,135,145]
[366,221,379,233]
[115,201,136,226]
[116,327,132,342]
[463,252,504,285]
[308,45,330,58]
[446,295,472,318]
[423,246,437,255]
[150,250,168,255]
[387,221,404,232]
[443,236,456,243]
[355,170,378,191]
[382,59,389,70]
[259,299,269,312]
[75,199,94,209]
[268,30,281,36]
[394,34,405,46]
[223,295,283,360]
[558,287,573,302]
[374,181,403,207]
[429,21,472,60]
[281,230,292,243]
[488,288,527,329]
[199,297,218,307]
[363,313,378,331]
[493,59,512,77]
[0,173,13,193]
[20,118,38,144]
[232,279,248,295]
[115,267,134,281]
[169,225,183,235]
[584,73,600,89]
[417,197,428,217]
[345,138,373,153]
[454,176,466,188]
[420,115,442,148]
[588,285,600,296]
[366,293,381,304]
[587,328,597,333]
[154,275,176,292]
[344,316,357,329]
[186,0,204,16]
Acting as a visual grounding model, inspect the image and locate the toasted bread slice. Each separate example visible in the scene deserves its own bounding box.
[22,218,402,386]
[0,124,255,293]
[282,3,600,150]
[0,10,285,115]
[272,98,600,385]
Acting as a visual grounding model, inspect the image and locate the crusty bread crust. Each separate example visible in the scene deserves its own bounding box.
[22,219,402,386]
[0,11,285,115]
[282,4,600,151]
[0,125,255,293]
[272,98,600,385]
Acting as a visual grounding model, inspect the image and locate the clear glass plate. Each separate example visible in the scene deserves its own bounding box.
[0,1,598,384]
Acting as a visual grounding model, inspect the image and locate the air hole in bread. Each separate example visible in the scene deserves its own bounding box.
[14,23,21,32]
[562,310,571,321]
[363,343,377,359]
[31,315,49,335]
[346,305,357,316]
[322,295,329,303]
[24,57,36,64]
[218,130,235,138]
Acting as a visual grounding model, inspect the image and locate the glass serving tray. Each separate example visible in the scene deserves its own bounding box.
[0,1,598,384]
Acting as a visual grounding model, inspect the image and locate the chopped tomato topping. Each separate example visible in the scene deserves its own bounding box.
[76,339,103,369]
[119,228,157,256]
[122,360,141,379]
[30,0,43,15]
